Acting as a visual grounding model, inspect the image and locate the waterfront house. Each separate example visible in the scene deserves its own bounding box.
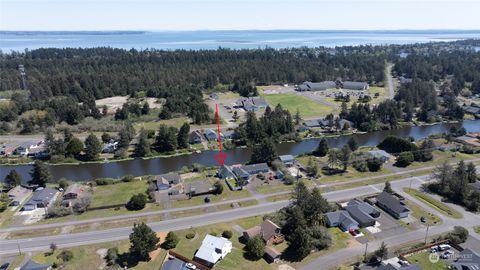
[23,187,58,211]
[7,186,32,205]
[194,234,232,267]
[186,180,215,197]
[241,163,270,175]
[204,129,220,142]
[152,173,182,191]
[368,150,392,163]
[376,191,410,219]
[14,141,40,156]
[189,130,204,144]
[279,155,296,166]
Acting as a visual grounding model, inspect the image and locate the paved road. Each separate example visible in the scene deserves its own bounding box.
[386,63,395,99]
[300,179,480,270]
[2,160,479,233]
[0,176,429,256]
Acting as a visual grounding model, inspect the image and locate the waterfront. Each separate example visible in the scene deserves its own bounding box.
[1,120,479,182]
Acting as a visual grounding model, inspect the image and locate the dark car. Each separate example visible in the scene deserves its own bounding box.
[0,263,10,270]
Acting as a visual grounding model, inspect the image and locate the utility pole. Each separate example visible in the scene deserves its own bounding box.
[364,241,369,259]
[16,239,21,255]
[424,223,430,244]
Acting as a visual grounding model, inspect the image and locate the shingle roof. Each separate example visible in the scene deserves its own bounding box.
[345,205,375,225]
[347,199,379,216]
[279,155,295,163]
[342,81,369,90]
[241,163,269,174]
[325,210,359,229]
[377,191,409,215]
[20,259,51,270]
[260,219,281,242]
[31,187,57,203]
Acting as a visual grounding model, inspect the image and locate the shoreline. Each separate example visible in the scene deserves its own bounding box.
[0,119,467,168]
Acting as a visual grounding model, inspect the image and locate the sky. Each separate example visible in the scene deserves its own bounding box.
[1,0,480,31]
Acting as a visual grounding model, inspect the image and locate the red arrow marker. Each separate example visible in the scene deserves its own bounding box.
[214,104,227,166]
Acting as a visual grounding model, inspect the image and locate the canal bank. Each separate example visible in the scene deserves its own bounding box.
[1,120,479,182]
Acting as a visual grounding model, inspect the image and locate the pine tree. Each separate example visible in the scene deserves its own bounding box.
[129,223,160,261]
[347,137,358,151]
[29,161,51,187]
[177,123,190,149]
[313,138,329,157]
[294,108,302,125]
[4,170,22,188]
[250,138,277,164]
[383,181,393,193]
[135,129,151,157]
[65,137,84,158]
[155,125,177,152]
[84,134,102,161]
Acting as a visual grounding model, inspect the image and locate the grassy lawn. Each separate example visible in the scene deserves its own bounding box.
[134,116,190,131]
[403,199,442,226]
[255,179,314,194]
[7,253,26,270]
[262,93,335,117]
[406,251,448,270]
[7,227,61,240]
[91,180,149,208]
[403,188,463,219]
[368,86,388,103]
[406,151,475,169]
[474,226,480,234]
[32,239,167,270]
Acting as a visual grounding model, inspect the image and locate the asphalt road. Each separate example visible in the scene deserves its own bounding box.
[0,176,429,256]
[386,64,395,99]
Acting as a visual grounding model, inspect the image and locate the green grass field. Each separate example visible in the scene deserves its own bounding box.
[403,199,442,226]
[262,93,335,117]
[403,188,463,219]
[406,251,447,270]
[91,180,149,208]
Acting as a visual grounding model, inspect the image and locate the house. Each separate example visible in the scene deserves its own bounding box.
[232,167,250,181]
[7,186,32,205]
[279,155,295,166]
[222,130,235,140]
[189,130,204,144]
[14,141,40,156]
[152,173,182,191]
[251,97,268,108]
[186,180,215,197]
[347,199,380,218]
[344,204,377,228]
[452,248,480,270]
[376,191,410,219]
[23,187,58,211]
[296,81,336,91]
[241,163,270,175]
[243,219,284,245]
[63,184,82,200]
[463,105,480,117]
[454,133,480,148]
[209,92,219,100]
[236,97,268,111]
[160,258,186,270]
[20,259,51,270]
[194,234,232,267]
[102,141,118,153]
[265,246,282,263]
[0,144,18,156]
[368,150,391,163]
[204,129,220,142]
[324,210,359,231]
[399,76,413,84]
[377,263,421,270]
[275,170,285,180]
[303,119,321,128]
[218,165,236,180]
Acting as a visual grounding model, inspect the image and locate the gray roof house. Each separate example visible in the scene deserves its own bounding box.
[251,97,268,108]
[368,150,391,163]
[204,129,220,142]
[279,155,296,166]
[347,199,380,218]
[20,259,51,270]
[189,130,204,144]
[341,81,369,90]
[376,191,410,219]
[7,186,32,205]
[218,165,236,180]
[296,81,336,91]
[160,258,186,270]
[452,248,480,270]
[325,210,359,231]
[303,119,321,128]
[344,204,376,227]
[153,173,182,191]
[233,167,250,180]
[23,187,58,211]
[241,163,270,175]
[464,105,480,116]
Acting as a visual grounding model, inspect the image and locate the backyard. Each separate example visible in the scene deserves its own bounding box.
[406,251,448,270]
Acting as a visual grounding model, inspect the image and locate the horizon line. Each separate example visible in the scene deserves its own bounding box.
[2,28,480,32]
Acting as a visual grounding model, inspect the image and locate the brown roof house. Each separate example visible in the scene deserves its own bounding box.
[243,219,284,263]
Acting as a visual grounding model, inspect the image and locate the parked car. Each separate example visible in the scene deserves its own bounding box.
[186,263,197,269]
[0,263,9,270]
[348,228,357,236]
[437,244,451,251]
[398,260,410,266]
[430,247,438,253]
[441,250,454,259]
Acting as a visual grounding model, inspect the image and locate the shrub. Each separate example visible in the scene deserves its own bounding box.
[214,181,224,195]
[444,226,469,244]
[396,152,414,167]
[121,175,135,182]
[367,158,383,172]
[58,178,69,190]
[163,232,179,249]
[48,206,72,218]
[73,196,91,213]
[57,250,74,262]
[222,230,233,239]
[245,236,265,261]
[352,160,368,172]
[95,178,115,185]
[185,232,196,239]
[126,193,147,210]
[105,247,118,265]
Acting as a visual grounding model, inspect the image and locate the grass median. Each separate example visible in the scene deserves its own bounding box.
[403,188,463,219]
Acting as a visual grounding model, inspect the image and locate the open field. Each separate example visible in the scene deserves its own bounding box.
[403,199,442,226]
[91,180,149,208]
[262,93,335,117]
[403,188,463,219]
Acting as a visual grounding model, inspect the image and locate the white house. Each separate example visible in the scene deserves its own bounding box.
[194,234,232,267]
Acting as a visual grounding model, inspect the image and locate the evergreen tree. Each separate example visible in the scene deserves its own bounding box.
[347,137,358,152]
[135,129,151,157]
[313,138,329,157]
[29,160,51,187]
[4,170,22,189]
[383,181,393,194]
[340,145,351,171]
[294,108,302,125]
[141,102,150,115]
[65,137,84,158]
[84,134,102,161]
[155,125,178,152]
[129,223,160,261]
[250,138,277,164]
[466,162,477,183]
[162,232,179,250]
[177,122,190,149]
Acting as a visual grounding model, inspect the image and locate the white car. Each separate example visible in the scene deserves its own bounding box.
[441,250,454,259]
[186,263,197,269]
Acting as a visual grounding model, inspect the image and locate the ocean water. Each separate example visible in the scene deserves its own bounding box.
[1,30,480,52]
